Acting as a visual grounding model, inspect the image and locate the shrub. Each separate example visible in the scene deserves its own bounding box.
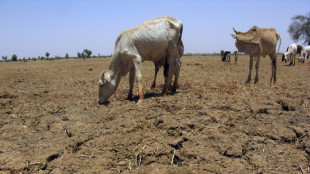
[11,54,17,61]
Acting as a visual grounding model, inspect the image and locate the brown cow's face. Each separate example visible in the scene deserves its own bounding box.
[231,26,260,44]
[231,26,261,55]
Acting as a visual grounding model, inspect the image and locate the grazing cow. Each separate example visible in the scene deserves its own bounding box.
[233,50,239,64]
[231,26,281,84]
[282,46,289,63]
[284,43,297,66]
[151,39,184,89]
[98,16,183,104]
[299,46,310,63]
[221,51,231,62]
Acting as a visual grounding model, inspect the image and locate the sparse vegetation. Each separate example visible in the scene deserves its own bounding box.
[288,12,310,45]
[46,52,50,59]
[11,54,17,61]
[77,52,82,58]
[83,49,92,58]
[2,56,8,62]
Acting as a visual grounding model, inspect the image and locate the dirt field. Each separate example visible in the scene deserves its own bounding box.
[0,55,309,173]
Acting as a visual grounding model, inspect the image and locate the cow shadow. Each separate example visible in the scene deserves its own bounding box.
[129,91,177,103]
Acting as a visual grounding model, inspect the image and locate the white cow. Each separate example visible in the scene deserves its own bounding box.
[299,46,310,63]
[98,16,183,104]
[284,43,297,66]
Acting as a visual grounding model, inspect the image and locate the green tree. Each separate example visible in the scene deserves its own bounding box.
[65,53,69,59]
[11,54,17,61]
[77,52,81,58]
[2,56,8,62]
[83,49,92,57]
[46,52,50,59]
[288,12,310,45]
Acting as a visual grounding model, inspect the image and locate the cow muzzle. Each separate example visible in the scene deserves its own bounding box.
[98,99,110,105]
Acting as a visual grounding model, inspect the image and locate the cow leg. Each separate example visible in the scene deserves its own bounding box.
[246,56,254,84]
[127,68,135,100]
[133,57,144,104]
[269,53,277,84]
[172,58,181,93]
[293,55,296,66]
[254,56,261,84]
[163,45,177,94]
[151,65,159,89]
[273,56,277,83]
[164,62,175,94]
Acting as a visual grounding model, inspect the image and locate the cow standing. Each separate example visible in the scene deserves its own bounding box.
[231,26,281,84]
[98,16,183,104]
[233,50,239,64]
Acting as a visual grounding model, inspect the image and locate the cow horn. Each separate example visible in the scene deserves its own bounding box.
[233,27,240,34]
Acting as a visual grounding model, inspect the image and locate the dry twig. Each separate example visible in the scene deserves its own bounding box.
[171,150,176,166]
[299,165,304,174]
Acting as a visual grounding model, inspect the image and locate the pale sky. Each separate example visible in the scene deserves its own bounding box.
[0,0,309,59]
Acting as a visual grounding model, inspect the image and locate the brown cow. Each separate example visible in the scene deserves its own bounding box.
[231,26,281,84]
[233,50,239,64]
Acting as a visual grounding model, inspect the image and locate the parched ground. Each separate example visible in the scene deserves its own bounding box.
[0,55,309,173]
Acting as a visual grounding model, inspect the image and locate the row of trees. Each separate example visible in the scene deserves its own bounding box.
[1,49,98,62]
[2,55,17,62]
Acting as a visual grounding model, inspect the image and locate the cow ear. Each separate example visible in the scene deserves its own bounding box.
[99,71,105,84]
[231,34,237,39]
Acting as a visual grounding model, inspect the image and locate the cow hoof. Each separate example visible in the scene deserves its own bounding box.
[127,94,133,101]
[137,100,143,104]
[254,79,259,84]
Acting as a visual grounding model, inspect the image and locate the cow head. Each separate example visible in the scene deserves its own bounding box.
[98,71,114,105]
[231,26,261,55]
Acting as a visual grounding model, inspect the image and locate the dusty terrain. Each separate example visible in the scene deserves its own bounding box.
[0,55,309,173]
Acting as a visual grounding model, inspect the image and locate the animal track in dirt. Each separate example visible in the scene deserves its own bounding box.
[66,137,94,153]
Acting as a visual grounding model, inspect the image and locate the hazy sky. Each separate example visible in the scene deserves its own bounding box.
[0,0,309,59]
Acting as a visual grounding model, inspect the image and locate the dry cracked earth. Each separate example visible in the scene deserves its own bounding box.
[0,55,309,173]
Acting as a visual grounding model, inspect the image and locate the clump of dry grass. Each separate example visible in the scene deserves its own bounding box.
[218,81,240,94]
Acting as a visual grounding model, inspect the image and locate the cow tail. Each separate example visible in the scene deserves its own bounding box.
[178,23,183,45]
[276,33,281,55]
